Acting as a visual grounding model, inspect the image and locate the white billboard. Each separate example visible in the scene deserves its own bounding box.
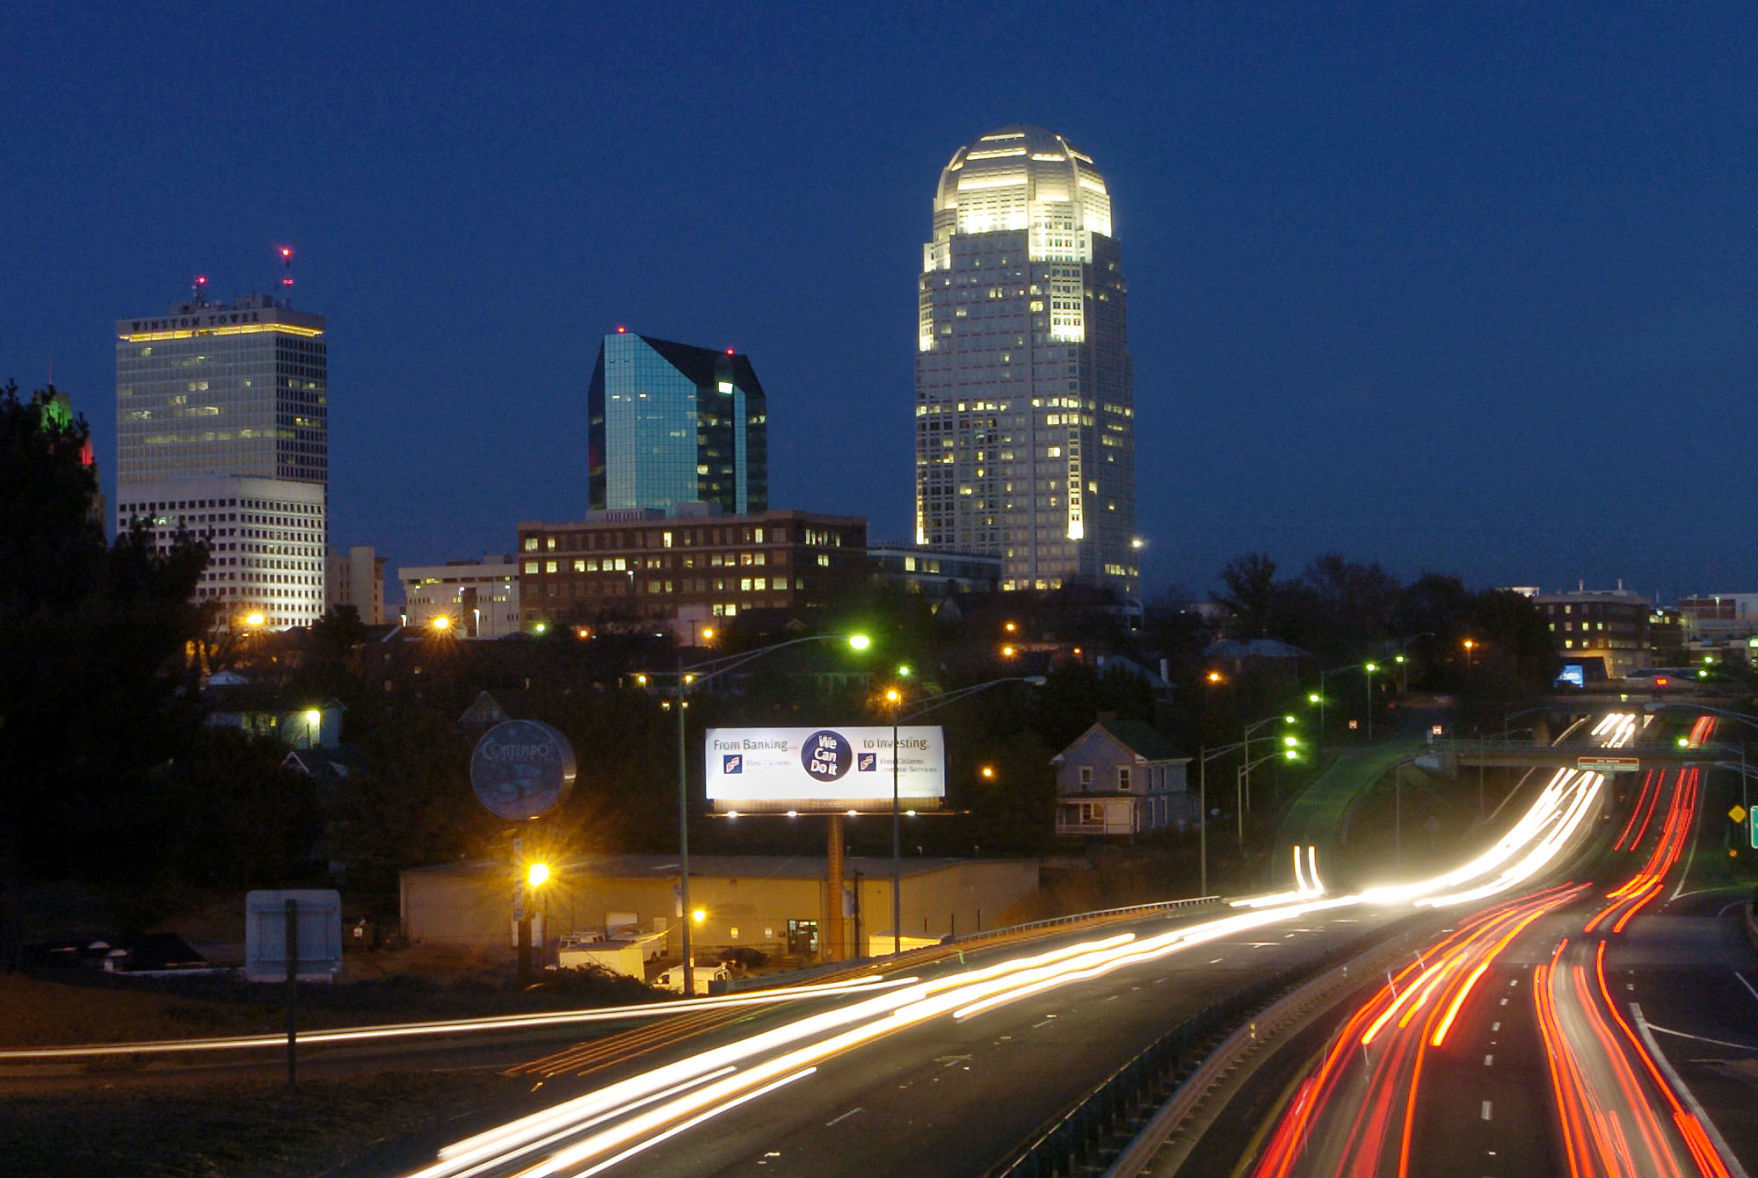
[705,726,946,812]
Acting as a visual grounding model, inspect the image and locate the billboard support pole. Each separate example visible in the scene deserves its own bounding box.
[825,814,845,962]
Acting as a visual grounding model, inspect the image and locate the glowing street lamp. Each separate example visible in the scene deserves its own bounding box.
[517,859,551,985]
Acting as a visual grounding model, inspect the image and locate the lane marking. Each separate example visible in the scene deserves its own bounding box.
[1735,971,1758,1008]
[1481,1101,1493,1121]
[1484,1054,1494,1066]
[1632,1004,1752,1178]
[1491,1022,1500,1033]
[1641,1021,1758,1051]
[824,1108,862,1127]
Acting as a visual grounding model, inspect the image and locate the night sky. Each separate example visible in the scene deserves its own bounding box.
[5,3,1754,604]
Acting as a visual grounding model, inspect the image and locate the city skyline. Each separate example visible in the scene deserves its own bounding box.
[5,5,1755,602]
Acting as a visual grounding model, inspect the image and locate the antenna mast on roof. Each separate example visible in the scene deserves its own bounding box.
[191,273,209,305]
[278,245,295,302]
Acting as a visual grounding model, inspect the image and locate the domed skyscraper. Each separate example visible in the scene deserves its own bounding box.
[914,125,1137,597]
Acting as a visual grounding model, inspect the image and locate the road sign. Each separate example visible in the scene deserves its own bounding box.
[245,889,342,982]
[1751,810,1757,851]
[1731,804,1748,826]
[1577,756,1640,774]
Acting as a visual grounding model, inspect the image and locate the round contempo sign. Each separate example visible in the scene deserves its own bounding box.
[800,729,854,782]
[469,719,576,820]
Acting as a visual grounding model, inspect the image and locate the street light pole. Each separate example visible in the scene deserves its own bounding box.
[1200,720,1302,864]
[1364,663,1379,740]
[890,687,902,957]
[676,640,693,996]
[1198,747,1207,896]
[1316,664,1363,744]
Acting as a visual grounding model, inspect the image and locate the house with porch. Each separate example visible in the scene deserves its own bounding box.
[1052,718,1193,839]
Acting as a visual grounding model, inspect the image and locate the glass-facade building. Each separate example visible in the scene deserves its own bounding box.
[588,331,767,516]
[115,292,329,629]
[915,125,1138,596]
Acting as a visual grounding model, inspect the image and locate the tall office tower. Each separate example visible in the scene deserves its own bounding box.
[588,329,767,516]
[115,290,329,629]
[915,125,1137,595]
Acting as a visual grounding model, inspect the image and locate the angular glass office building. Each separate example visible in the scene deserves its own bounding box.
[588,330,768,516]
[915,125,1137,596]
[115,292,329,629]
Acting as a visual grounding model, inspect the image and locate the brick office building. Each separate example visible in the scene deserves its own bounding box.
[516,507,867,636]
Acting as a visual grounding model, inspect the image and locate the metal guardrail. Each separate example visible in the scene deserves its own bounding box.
[940,895,1222,951]
[723,896,1225,995]
[984,917,1422,1178]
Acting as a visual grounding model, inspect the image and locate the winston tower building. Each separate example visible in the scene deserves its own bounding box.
[914,125,1137,596]
[115,289,328,630]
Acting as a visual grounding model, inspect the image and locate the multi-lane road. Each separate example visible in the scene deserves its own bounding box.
[1238,715,1756,1178]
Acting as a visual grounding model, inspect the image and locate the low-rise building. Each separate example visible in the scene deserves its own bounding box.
[868,544,1002,598]
[516,507,866,638]
[1051,718,1193,839]
[399,853,1039,964]
[400,556,522,638]
[202,672,343,748]
[326,544,387,624]
[1535,585,1651,679]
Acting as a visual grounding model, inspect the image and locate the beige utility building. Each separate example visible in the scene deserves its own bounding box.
[401,853,1040,963]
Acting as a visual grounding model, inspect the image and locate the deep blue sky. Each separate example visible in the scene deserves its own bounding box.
[5,3,1754,603]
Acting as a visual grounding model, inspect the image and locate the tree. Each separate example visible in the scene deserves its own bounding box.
[0,382,211,900]
[1296,553,1399,660]
[1212,553,1281,639]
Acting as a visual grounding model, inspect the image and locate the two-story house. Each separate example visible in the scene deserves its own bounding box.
[1051,718,1193,839]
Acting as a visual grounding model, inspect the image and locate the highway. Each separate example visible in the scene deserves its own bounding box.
[1239,714,1754,1178]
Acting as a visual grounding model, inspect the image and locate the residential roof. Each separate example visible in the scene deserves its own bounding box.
[1097,719,1187,761]
[1204,638,1313,660]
